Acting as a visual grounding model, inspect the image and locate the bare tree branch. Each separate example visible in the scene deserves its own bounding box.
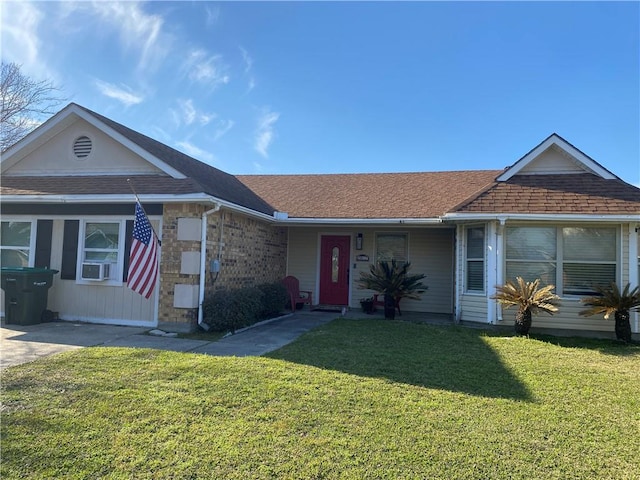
[1,62,66,151]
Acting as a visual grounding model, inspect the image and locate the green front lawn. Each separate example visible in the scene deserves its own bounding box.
[2,319,639,479]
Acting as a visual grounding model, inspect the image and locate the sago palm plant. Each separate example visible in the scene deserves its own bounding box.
[580,283,640,343]
[357,260,426,319]
[492,277,560,335]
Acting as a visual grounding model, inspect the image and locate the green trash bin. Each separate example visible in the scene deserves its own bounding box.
[0,267,59,325]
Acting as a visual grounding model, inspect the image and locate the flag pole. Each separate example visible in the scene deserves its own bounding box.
[127,178,161,245]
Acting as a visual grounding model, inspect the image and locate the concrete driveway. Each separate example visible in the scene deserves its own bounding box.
[1,311,338,370]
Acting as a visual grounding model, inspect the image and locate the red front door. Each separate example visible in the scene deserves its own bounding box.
[319,235,351,305]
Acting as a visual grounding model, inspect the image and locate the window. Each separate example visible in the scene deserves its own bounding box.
[1,221,33,267]
[79,221,124,283]
[376,233,407,263]
[506,227,557,287]
[562,227,616,295]
[505,226,617,296]
[465,226,485,292]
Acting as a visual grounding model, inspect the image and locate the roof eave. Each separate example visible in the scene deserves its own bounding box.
[442,212,640,223]
[0,193,278,222]
[275,217,444,226]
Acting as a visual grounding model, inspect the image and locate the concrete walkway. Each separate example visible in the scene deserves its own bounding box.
[0,311,338,370]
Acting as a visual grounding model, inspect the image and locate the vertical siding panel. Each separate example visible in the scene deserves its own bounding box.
[402,229,454,314]
[287,228,319,295]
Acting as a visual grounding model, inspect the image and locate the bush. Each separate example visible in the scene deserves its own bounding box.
[202,282,288,333]
[257,282,288,318]
[203,287,263,332]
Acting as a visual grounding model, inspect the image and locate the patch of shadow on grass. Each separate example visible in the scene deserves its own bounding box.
[267,319,533,401]
[528,334,640,356]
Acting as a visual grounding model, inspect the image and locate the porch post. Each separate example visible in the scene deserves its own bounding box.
[629,223,639,334]
[486,221,498,324]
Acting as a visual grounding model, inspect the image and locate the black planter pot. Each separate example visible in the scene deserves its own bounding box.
[614,310,632,343]
[360,300,375,314]
[384,294,396,320]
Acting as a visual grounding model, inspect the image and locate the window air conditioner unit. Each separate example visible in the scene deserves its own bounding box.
[81,263,113,281]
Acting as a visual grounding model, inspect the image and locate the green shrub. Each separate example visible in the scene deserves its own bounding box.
[203,287,264,332]
[257,282,288,318]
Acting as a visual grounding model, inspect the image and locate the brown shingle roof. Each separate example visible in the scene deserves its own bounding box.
[237,170,502,218]
[0,175,202,196]
[454,174,640,214]
[72,105,275,215]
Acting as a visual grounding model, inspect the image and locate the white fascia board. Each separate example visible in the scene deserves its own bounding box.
[0,193,214,204]
[210,197,279,223]
[275,217,443,226]
[443,212,640,223]
[498,134,616,182]
[3,194,284,227]
[2,193,279,222]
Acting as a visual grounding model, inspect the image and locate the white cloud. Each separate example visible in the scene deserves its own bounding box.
[240,46,256,92]
[183,49,230,87]
[239,46,253,74]
[0,2,49,79]
[94,80,143,106]
[176,99,215,126]
[205,5,220,28]
[89,1,166,73]
[176,140,214,163]
[212,119,235,142]
[254,109,280,158]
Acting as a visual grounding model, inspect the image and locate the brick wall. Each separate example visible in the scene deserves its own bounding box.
[157,204,287,331]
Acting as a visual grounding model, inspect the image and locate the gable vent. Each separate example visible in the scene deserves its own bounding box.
[73,136,92,158]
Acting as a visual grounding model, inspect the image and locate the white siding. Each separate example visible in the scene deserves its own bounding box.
[497,299,614,333]
[405,228,454,314]
[518,147,585,175]
[460,294,488,323]
[4,121,162,176]
[287,226,455,313]
[287,228,320,300]
[1,217,158,327]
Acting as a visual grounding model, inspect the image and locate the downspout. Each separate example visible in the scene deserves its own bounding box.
[198,204,221,330]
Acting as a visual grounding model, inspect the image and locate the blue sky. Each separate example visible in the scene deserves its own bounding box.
[2,1,639,185]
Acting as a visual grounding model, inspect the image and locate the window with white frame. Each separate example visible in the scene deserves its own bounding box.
[376,233,408,263]
[1,221,33,267]
[80,221,124,282]
[505,226,617,296]
[465,226,485,292]
[505,226,557,288]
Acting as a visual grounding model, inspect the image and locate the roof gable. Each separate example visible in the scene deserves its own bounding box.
[451,173,640,215]
[497,133,618,181]
[1,103,185,178]
[3,117,165,177]
[1,103,275,216]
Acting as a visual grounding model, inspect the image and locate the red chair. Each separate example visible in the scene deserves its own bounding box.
[282,276,313,312]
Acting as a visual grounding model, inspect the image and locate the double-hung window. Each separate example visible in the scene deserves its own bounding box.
[465,226,485,293]
[505,226,617,296]
[1,221,34,267]
[375,233,408,263]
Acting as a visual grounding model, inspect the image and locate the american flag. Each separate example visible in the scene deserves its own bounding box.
[127,203,159,299]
